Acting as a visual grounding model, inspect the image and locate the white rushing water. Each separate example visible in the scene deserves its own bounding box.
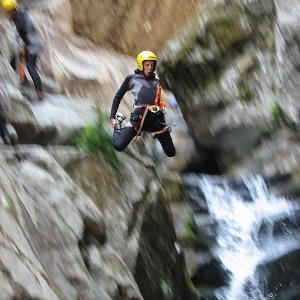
[185,175,299,300]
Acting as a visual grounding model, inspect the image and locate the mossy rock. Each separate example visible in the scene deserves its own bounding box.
[203,5,245,54]
[238,79,255,102]
[159,2,253,100]
[179,213,210,250]
[159,174,188,203]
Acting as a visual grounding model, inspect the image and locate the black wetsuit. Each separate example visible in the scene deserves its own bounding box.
[10,8,43,92]
[110,70,176,157]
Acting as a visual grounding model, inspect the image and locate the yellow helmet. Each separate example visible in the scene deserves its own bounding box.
[136,51,157,71]
[1,0,17,11]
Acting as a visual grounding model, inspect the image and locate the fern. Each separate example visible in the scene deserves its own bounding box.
[71,112,119,170]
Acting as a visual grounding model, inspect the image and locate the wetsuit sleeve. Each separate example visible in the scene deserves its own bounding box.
[110,75,132,119]
[12,11,26,42]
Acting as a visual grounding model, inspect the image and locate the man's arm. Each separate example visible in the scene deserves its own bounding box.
[110,75,132,119]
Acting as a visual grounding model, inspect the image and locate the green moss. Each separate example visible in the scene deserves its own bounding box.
[264,28,275,49]
[172,21,202,65]
[70,111,119,170]
[271,80,276,93]
[160,3,248,98]
[204,7,243,54]
[238,80,254,102]
[53,287,64,300]
[185,214,196,234]
[183,214,208,250]
[53,287,65,300]
[269,98,296,130]
[270,98,281,118]
[237,56,259,102]
[183,267,197,296]
[5,195,14,210]
[159,175,187,203]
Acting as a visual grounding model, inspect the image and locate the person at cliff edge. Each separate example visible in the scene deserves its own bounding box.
[1,0,44,101]
[110,50,176,157]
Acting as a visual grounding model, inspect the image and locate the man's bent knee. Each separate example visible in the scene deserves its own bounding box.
[113,142,127,152]
[166,148,176,157]
[112,136,129,152]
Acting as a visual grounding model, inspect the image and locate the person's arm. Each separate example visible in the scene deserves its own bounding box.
[110,75,132,121]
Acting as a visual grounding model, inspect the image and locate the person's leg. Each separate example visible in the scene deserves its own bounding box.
[10,52,28,85]
[113,126,137,152]
[25,51,43,99]
[155,131,176,157]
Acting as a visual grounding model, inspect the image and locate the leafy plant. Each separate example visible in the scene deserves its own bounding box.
[185,214,198,242]
[270,98,281,118]
[71,112,119,170]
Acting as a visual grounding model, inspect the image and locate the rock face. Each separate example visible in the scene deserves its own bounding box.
[275,0,300,123]
[0,0,197,298]
[134,199,197,300]
[0,143,197,299]
[0,0,195,169]
[159,0,300,178]
[255,248,300,300]
[1,0,137,113]
[65,146,197,300]
[1,0,299,298]
[4,93,97,145]
[70,0,201,56]
[0,148,113,299]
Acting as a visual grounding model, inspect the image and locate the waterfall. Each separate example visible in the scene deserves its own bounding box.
[184,175,300,300]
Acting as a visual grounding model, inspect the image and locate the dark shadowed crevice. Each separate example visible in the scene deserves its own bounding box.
[78,216,106,272]
[134,200,198,300]
[182,146,222,175]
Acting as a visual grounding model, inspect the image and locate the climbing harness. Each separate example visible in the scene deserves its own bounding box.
[132,85,169,140]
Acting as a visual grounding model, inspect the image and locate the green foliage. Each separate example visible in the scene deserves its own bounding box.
[71,112,119,170]
[160,279,172,297]
[270,98,281,118]
[183,214,209,250]
[237,57,258,103]
[205,6,243,54]
[53,287,64,300]
[238,80,254,102]
[5,195,14,210]
[269,98,296,130]
[185,214,198,242]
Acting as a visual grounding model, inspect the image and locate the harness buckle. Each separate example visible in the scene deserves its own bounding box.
[148,105,160,113]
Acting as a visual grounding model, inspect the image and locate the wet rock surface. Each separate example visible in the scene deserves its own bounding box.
[255,248,300,300]
[159,0,300,178]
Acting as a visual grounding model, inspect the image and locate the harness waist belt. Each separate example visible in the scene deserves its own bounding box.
[135,104,163,113]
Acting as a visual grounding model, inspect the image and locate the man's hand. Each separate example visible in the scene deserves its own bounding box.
[110,118,118,128]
